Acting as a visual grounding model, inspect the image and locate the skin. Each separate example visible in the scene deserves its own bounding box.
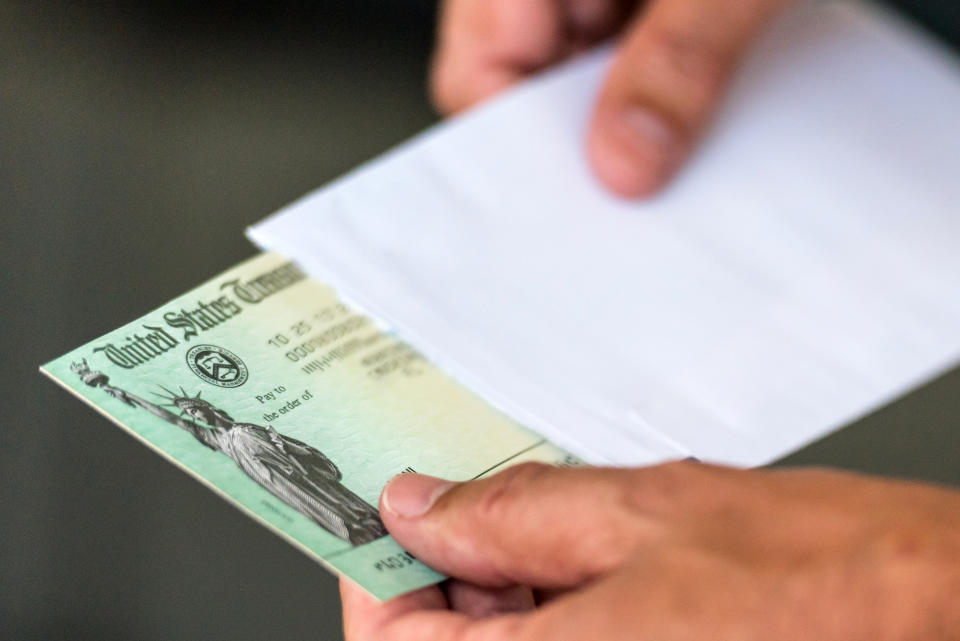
[342,461,960,640]
[342,2,960,637]
[430,0,794,197]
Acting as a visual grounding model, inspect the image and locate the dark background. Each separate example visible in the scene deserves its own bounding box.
[1,2,957,640]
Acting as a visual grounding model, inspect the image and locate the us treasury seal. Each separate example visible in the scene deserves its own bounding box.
[186,344,248,388]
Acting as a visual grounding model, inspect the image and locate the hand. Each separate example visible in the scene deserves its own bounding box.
[431,0,793,198]
[342,461,960,640]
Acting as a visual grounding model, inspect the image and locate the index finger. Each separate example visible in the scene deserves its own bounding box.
[431,0,566,114]
[340,579,447,641]
[340,579,530,641]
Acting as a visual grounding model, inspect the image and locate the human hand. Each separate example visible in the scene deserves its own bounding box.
[431,0,793,197]
[342,461,960,640]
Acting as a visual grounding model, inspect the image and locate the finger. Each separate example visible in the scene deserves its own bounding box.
[445,580,537,618]
[431,0,631,114]
[587,0,792,197]
[379,461,702,588]
[342,577,534,641]
[340,578,447,641]
[431,0,564,114]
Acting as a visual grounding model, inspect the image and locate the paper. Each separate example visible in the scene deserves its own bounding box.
[250,1,960,467]
[41,253,576,600]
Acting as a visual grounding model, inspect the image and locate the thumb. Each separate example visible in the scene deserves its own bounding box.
[379,462,671,589]
[587,0,791,198]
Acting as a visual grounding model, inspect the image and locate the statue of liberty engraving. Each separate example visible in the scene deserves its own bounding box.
[71,359,388,546]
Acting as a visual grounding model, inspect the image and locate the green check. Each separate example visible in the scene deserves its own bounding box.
[41,252,576,600]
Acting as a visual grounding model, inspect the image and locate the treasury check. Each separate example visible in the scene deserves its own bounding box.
[41,252,575,600]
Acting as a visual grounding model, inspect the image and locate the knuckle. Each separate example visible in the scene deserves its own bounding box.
[867,522,949,592]
[622,459,712,513]
[647,458,704,487]
[474,462,551,523]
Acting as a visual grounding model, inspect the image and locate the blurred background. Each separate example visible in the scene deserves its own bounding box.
[1,1,957,640]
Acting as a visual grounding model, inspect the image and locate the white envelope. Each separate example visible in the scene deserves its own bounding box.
[250,1,960,467]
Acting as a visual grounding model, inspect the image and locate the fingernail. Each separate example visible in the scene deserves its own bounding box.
[382,474,456,518]
[590,106,682,198]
